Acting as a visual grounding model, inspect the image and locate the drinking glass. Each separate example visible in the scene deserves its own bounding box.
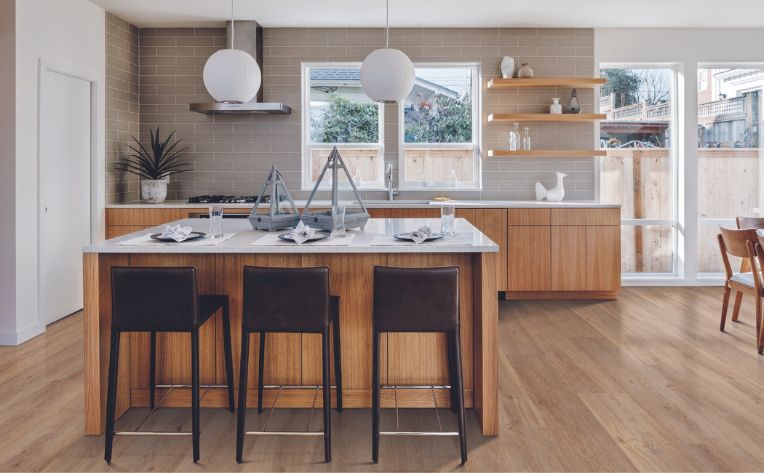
[440,205,455,236]
[331,205,346,238]
[208,205,224,238]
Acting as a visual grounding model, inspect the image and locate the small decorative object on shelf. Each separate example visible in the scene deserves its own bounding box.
[301,146,370,230]
[550,97,562,114]
[535,172,567,202]
[114,127,190,204]
[247,165,300,231]
[517,63,534,78]
[564,88,582,114]
[522,127,532,150]
[500,56,515,79]
[508,122,520,150]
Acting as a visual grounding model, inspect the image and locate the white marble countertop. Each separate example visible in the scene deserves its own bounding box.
[84,218,500,254]
[106,199,620,209]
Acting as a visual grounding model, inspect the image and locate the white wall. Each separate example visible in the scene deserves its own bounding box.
[0,0,17,344]
[595,28,764,284]
[0,0,106,345]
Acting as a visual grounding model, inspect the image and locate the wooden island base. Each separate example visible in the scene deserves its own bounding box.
[84,251,498,436]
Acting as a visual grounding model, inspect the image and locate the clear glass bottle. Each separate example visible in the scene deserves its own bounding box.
[522,127,532,150]
[508,122,520,150]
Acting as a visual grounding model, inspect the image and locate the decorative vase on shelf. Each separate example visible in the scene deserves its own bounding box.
[550,97,562,114]
[141,179,168,204]
[517,63,534,78]
[535,172,566,202]
[500,56,515,79]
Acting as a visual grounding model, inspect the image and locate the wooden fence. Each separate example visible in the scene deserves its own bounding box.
[601,148,761,273]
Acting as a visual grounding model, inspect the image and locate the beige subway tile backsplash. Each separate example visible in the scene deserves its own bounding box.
[104,23,597,203]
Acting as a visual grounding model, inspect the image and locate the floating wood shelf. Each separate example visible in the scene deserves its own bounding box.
[487,149,608,158]
[487,76,607,89]
[487,113,606,123]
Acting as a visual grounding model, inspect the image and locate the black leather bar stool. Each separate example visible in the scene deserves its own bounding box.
[104,267,235,464]
[372,266,467,464]
[236,266,342,464]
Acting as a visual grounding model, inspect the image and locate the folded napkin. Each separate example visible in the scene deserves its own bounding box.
[160,224,193,242]
[411,225,434,244]
[288,221,316,245]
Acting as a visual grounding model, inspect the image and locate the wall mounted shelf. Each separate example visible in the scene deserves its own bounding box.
[487,113,606,123]
[487,76,607,89]
[487,149,607,158]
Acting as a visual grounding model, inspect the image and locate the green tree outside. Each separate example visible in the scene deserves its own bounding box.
[405,94,472,143]
[311,92,378,143]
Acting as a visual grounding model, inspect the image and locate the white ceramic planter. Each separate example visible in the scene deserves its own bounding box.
[141,179,168,204]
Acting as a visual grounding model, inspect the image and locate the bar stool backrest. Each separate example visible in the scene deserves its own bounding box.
[111,267,198,332]
[373,266,459,333]
[242,266,330,333]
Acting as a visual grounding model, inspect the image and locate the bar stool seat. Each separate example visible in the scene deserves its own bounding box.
[372,266,467,464]
[236,266,342,464]
[105,267,235,464]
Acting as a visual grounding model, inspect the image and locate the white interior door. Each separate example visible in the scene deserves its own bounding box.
[39,68,92,325]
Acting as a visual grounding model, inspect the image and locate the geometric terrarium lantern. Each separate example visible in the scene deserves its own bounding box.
[247,165,300,231]
[300,146,370,230]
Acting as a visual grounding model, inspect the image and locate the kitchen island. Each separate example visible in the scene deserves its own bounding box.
[82,218,500,437]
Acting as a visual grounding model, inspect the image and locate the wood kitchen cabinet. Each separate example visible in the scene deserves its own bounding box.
[105,204,619,299]
[507,207,620,299]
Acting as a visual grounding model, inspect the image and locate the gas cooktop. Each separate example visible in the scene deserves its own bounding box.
[187,195,269,204]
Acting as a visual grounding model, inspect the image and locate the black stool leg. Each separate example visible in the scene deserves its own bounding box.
[191,328,200,463]
[449,330,467,464]
[236,330,250,463]
[322,328,332,463]
[149,331,156,410]
[104,330,120,463]
[332,315,343,412]
[221,299,235,412]
[446,332,458,414]
[257,332,266,414]
[371,330,380,464]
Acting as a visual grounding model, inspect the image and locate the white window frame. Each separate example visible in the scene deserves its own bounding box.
[397,63,482,191]
[599,63,680,279]
[301,62,385,191]
[696,62,764,280]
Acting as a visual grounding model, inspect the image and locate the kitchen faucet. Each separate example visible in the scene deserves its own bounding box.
[386,164,399,201]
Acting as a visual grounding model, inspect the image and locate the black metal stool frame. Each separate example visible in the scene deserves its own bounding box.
[371,266,468,465]
[104,267,235,464]
[236,266,342,464]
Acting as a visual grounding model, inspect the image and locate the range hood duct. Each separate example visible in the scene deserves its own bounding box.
[190,21,291,115]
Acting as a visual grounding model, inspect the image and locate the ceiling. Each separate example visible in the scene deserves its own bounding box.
[89,0,764,28]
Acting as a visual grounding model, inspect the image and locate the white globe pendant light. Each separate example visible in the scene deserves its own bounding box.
[360,0,415,103]
[202,0,261,104]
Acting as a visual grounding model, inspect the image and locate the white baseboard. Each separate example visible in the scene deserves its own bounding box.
[0,322,46,346]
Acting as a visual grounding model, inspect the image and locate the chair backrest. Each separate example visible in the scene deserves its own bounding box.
[242,266,329,333]
[719,227,758,258]
[737,216,764,230]
[111,267,198,332]
[373,266,459,333]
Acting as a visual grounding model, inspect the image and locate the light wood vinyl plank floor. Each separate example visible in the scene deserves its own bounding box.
[1,287,764,472]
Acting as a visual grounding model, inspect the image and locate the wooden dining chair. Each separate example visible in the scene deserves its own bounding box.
[736,216,764,230]
[753,232,764,353]
[718,227,763,353]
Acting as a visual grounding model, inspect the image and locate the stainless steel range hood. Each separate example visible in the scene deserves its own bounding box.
[189,21,291,115]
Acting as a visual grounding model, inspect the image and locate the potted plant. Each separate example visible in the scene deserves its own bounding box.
[114,128,190,204]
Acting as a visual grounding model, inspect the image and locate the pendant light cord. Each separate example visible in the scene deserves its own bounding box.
[385,0,389,48]
[230,0,235,49]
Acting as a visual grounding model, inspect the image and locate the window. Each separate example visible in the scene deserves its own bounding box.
[697,66,764,276]
[302,64,384,190]
[398,64,481,189]
[698,69,708,91]
[599,66,678,275]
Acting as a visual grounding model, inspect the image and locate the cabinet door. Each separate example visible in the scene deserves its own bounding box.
[550,225,588,291]
[586,226,621,291]
[459,209,508,291]
[508,225,551,291]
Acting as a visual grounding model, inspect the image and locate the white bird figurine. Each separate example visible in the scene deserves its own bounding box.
[535,172,567,202]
